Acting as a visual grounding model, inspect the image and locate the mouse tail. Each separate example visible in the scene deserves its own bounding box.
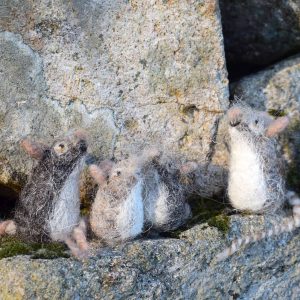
[0,220,16,236]
[72,218,89,252]
[216,192,300,262]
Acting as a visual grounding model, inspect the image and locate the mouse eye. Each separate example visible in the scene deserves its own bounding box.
[112,170,121,177]
[255,119,259,125]
[54,141,69,155]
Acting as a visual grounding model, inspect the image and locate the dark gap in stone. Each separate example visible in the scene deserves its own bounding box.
[226,50,300,83]
[226,62,263,83]
[219,0,300,83]
[0,184,19,219]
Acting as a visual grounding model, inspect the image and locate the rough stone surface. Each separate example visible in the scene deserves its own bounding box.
[2,1,299,298]
[0,30,119,190]
[0,211,299,299]
[231,55,300,192]
[0,0,229,194]
[220,0,300,77]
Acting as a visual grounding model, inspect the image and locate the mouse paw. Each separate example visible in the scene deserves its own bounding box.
[74,248,91,261]
[180,161,198,174]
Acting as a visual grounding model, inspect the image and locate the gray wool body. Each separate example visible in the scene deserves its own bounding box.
[238,130,285,212]
[89,149,192,245]
[143,159,192,232]
[90,175,143,246]
[216,105,292,261]
[227,104,289,213]
[89,153,150,246]
[14,135,87,243]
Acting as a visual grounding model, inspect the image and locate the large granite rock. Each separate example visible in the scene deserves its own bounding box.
[0,0,229,195]
[220,0,300,77]
[231,55,300,192]
[0,211,299,299]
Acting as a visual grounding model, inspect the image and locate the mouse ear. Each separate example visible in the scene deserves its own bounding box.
[99,159,114,174]
[265,116,290,137]
[20,138,48,160]
[89,164,109,186]
[227,106,242,121]
[180,161,198,175]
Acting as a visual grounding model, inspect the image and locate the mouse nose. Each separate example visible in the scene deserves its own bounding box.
[73,129,88,141]
[227,107,242,127]
[230,120,241,127]
[78,139,87,152]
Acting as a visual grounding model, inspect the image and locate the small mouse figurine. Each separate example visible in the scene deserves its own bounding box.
[142,158,193,232]
[227,104,289,213]
[88,149,159,246]
[0,129,89,257]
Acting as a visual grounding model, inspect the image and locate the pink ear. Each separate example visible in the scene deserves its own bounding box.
[227,107,242,122]
[265,116,289,137]
[20,138,46,160]
[180,161,198,174]
[89,164,107,186]
[142,148,160,160]
[73,129,88,141]
[98,159,114,174]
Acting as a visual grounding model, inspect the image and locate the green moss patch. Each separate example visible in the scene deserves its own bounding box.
[207,214,230,233]
[267,109,287,117]
[187,195,227,226]
[287,163,300,193]
[167,195,229,238]
[0,236,69,260]
[285,120,300,193]
[0,238,32,258]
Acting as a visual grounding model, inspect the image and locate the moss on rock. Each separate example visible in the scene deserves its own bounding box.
[207,214,230,233]
[267,109,287,117]
[285,121,300,193]
[0,236,69,260]
[167,195,228,238]
[187,195,227,227]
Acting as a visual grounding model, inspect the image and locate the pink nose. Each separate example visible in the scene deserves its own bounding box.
[73,129,88,141]
[227,107,242,122]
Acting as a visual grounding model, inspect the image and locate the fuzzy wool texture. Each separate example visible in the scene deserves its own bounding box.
[89,156,147,246]
[142,158,192,232]
[89,150,192,244]
[73,219,89,252]
[117,180,144,240]
[13,133,88,243]
[4,221,16,235]
[229,129,268,211]
[149,183,170,227]
[0,221,15,235]
[49,157,85,241]
[228,104,286,213]
[65,218,89,258]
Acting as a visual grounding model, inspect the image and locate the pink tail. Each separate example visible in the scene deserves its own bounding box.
[216,193,300,261]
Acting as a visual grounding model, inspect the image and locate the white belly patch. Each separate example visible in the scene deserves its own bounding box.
[117,180,144,240]
[228,133,267,211]
[49,157,85,241]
